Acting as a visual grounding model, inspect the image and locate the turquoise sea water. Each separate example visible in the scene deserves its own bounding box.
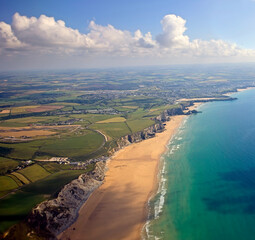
[145,88,255,240]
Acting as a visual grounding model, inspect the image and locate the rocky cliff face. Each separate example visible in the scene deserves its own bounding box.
[116,106,184,149]
[117,122,165,148]
[155,107,184,122]
[26,161,106,239]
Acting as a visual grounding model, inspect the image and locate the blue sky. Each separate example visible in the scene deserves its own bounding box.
[1,0,255,70]
[2,0,255,47]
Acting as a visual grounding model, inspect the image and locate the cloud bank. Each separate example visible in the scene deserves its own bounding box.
[0,13,254,69]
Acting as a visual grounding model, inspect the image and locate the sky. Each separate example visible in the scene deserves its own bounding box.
[1,0,255,70]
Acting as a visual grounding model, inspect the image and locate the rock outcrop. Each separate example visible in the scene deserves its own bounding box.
[155,107,184,122]
[26,161,106,239]
[184,109,201,115]
[117,122,165,148]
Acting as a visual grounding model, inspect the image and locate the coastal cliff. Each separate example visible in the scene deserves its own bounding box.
[155,106,185,122]
[117,122,165,148]
[25,161,106,239]
[117,107,184,147]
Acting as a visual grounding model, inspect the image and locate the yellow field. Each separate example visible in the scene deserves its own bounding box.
[11,105,39,114]
[14,90,44,97]
[0,125,79,140]
[11,172,31,184]
[149,108,160,112]
[50,102,81,106]
[122,106,138,109]
[0,125,79,131]
[0,130,56,138]
[97,117,126,123]
[0,109,10,114]
[11,105,64,114]
[4,117,46,124]
[26,105,63,113]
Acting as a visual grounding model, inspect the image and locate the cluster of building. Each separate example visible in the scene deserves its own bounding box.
[6,160,33,174]
[47,157,70,164]
[42,156,107,168]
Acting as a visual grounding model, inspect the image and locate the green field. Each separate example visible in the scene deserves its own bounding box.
[0,191,45,234]
[7,174,23,187]
[0,176,19,197]
[18,164,50,182]
[91,122,131,139]
[0,141,45,160]
[0,157,19,174]
[127,108,149,120]
[126,119,155,133]
[39,131,104,158]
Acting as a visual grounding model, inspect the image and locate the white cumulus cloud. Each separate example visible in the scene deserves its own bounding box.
[0,21,24,50]
[11,13,92,49]
[156,14,190,49]
[0,12,255,68]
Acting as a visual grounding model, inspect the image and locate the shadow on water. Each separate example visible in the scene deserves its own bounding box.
[202,168,255,214]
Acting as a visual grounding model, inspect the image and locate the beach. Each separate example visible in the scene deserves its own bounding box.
[59,115,186,240]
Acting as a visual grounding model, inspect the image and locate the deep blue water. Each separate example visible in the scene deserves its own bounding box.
[146,89,255,240]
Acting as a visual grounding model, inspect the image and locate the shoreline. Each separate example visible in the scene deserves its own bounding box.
[58,115,186,240]
[142,103,202,240]
[224,86,255,96]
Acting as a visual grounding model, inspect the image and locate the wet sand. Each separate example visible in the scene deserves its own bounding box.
[59,115,185,240]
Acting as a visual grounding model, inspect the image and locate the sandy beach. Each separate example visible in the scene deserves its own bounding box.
[223,87,255,96]
[59,115,185,240]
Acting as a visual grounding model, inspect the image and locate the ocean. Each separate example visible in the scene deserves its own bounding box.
[145,88,255,240]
